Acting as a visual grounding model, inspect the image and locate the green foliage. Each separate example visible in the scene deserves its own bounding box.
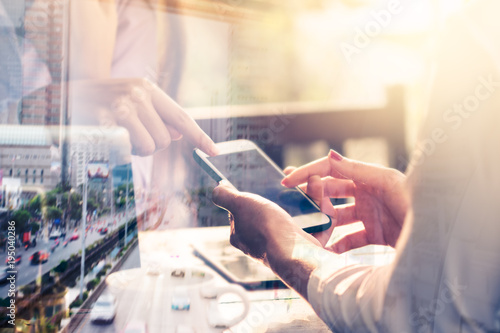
[30,221,40,233]
[68,191,83,220]
[54,260,68,274]
[86,277,101,291]
[27,194,43,216]
[43,191,57,207]
[86,197,97,214]
[96,270,105,279]
[12,209,31,232]
[69,291,88,308]
[116,197,126,209]
[45,206,62,221]
[69,298,82,309]
[96,266,108,279]
[115,183,134,198]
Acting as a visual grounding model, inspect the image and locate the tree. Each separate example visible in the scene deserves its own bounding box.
[86,198,97,215]
[30,221,41,234]
[27,195,42,217]
[117,197,126,209]
[12,209,31,233]
[45,206,63,221]
[70,205,82,222]
[59,192,69,211]
[43,191,57,208]
[68,192,83,221]
[69,192,82,208]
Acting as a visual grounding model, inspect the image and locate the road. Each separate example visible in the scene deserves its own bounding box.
[0,211,135,298]
[73,243,142,333]
[73,243,245,333]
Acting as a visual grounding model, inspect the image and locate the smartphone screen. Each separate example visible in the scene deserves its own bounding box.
[206,149,329,230]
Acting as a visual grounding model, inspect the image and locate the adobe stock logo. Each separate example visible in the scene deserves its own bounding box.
[340,0,403,63]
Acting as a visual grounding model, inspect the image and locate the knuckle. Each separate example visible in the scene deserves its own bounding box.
[154,133,171,150]
[141,77,154,89]
[130,86,149,104]
[134,141,156,156]
[229,234,239,248]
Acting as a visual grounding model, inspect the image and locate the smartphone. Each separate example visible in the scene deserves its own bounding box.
[191,237,286,290]
[193,140,332,233]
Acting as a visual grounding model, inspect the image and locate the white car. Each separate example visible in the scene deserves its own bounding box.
[90,294,117,324]
[49,229,62,239]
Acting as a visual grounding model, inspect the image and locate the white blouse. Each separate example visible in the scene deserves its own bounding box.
[307,1,500,332]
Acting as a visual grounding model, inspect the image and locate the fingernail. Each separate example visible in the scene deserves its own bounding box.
[329,149,343,161]
[219,179,231,187]
[209,144,219,156]
[281,177,288,186]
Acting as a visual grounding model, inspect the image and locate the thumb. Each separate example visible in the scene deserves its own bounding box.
[212,180,240,212]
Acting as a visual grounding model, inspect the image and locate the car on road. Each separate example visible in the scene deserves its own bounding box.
[0,267,10,283]
[171,289,190,311]
[70,232,79,241]
[49,229,62,239]
[50,239,60,252]
[30,250,50,264]
[90,293,117,324]
[121,320,148,333]
[5,255,22,265]
[99,227,108,235]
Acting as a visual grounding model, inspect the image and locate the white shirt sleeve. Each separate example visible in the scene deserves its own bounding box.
[307,1,500,332]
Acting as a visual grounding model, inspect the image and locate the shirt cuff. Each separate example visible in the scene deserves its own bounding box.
[307,264,373,331]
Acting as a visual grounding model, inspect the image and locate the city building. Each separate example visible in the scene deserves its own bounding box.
[20,0,66,125]
[69,135,111,189]
[0,125,56,206]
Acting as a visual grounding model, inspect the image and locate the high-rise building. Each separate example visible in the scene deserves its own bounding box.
[70,138,110,188]
[20,0,65,125]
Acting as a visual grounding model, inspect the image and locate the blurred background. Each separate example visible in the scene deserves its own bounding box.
[163,0,468,227]
[0,0,470,331]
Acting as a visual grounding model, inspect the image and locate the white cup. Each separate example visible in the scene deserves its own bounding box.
[106,266,250,332]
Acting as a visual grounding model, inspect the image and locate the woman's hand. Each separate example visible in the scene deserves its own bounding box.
[70,78,218,156]
[212,182,322,263]
[282,150,408,253]
[212,182,326,297]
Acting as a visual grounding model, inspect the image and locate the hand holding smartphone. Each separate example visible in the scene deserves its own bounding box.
[193,140,332,233]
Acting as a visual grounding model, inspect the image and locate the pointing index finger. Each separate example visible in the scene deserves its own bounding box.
[281,156,331,187]
[152,85,218,156]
